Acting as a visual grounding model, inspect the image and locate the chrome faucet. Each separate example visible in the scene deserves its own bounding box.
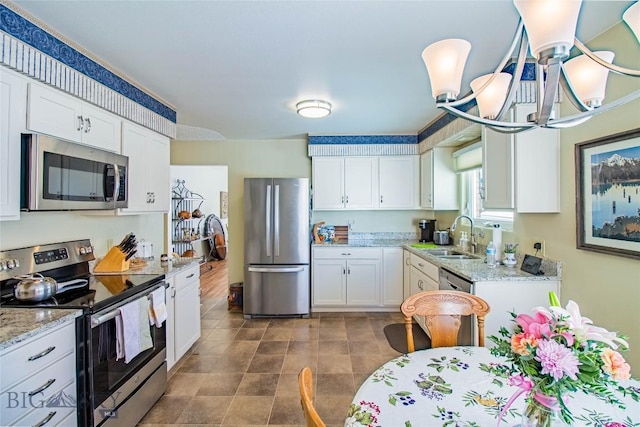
[450,215,477,254]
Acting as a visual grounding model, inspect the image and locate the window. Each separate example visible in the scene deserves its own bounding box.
[462,168,513,228]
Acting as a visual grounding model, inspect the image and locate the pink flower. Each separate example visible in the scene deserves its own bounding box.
[516,311,552,339]
[534,339,581,380]
[601,348,631,381]
[511,333,538,356]
[605,423,626,427]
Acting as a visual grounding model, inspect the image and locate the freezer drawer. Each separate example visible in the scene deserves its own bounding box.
[244,264,310,318]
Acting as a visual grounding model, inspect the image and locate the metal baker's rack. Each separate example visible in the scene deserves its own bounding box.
[171,179,206,260]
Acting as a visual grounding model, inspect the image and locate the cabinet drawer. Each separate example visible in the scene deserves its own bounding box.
[313,247,382,259]
[1,355,76,426]
[174,264,200,288]
[8,380,76,427]
[410,254,439,282]
[1,322,75,392]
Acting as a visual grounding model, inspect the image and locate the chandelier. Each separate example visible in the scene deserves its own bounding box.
[421,0,640,133]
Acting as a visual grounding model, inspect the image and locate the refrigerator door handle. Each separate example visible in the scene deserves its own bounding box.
[248,267,305,273]
[266,184,272,257]
[274,184,280,257]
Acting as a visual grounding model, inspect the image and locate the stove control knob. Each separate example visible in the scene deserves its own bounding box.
[0,260,6,270]
[13,259,19,268]
[6,259,15,269]
[79,247,87,255]
[86,245,94,254]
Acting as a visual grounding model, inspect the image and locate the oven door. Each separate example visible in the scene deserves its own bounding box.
[87,286,166,426]
[22,133,128,211]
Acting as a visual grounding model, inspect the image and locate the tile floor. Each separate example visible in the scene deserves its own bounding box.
[138,264,405,427]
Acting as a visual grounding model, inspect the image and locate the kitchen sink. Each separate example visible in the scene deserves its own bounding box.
[420,249,478,259]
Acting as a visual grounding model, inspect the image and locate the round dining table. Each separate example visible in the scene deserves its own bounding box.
[345,346,640,427]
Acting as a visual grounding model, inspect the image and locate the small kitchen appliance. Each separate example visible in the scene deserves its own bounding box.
[418,219,436,243]
[0,240,167,427]
[433,230,451,245]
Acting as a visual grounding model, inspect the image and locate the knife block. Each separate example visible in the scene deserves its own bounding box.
[94,246,130,272]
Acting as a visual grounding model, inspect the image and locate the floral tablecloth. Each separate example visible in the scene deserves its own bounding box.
[345,346,640,427]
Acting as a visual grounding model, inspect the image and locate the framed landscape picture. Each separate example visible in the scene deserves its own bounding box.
[575,128,640,259]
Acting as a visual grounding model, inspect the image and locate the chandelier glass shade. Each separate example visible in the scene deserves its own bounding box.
[296,99,332,118]
[421,0,640,133]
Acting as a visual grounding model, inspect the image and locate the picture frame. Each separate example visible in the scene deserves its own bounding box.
[220,191,228,219]
[575,128,640,260]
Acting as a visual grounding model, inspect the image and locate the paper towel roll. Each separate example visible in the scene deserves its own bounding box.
[492,225,502,261]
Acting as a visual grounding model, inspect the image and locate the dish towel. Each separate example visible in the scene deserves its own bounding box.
[115,297,153,363]
[148,287,168,327]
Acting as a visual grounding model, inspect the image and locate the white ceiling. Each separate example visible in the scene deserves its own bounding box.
[10,0,635,140]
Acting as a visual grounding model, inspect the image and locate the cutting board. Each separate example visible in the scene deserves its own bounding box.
[410,242,439,249]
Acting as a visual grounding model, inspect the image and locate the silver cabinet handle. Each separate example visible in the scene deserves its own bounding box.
[418,280,423,290]
[28,346,55,361]
[341,253,351,256]
[33,411,57,427]
[28,379,56,396]
[341,195,344,204]
[347,267,350,274]
[380,195,383,203]
[346,195,349,203]
[77,115,84,131]
[418,262,425,267]
[186,273,195,279]
[84,117,91,133]
[405,258,410,265]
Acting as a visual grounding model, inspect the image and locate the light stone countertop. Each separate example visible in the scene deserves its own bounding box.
[91,257,202,278]
[0,308,82,351]
[312,232,561,282]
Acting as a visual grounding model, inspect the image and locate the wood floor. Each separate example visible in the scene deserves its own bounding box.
[200,258,229,299]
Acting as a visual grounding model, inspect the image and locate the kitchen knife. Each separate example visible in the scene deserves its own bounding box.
[125,250,137,261]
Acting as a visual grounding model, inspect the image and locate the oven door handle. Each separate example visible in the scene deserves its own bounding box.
[91,282,166,327]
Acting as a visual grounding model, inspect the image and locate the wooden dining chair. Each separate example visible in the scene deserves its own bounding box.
[400,290,490,352]
[298,367,326,427]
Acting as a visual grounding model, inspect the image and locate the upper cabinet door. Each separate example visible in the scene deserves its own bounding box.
[1,69,27,221]
[27,83,83,143]
[344,157,378,209]
[80,104,121,153]
[482,126,515,209]
[420,150,434,209]
[312,157,345,210]
[379,156,419,209]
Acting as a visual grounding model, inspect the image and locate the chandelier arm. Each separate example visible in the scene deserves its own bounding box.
[546,89,640,127]
[558,67,591,113]
[485,125,536,134]
[438,21,526,108]
[574,39,640,77]
[439,104,536,129]
[495,29,530,121]
[537,60,562,125]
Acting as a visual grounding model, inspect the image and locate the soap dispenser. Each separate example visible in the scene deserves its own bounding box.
[460,232,469,252]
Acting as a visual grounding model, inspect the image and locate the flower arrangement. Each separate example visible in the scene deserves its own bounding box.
[489,292,638,425]
[503,243,518,254]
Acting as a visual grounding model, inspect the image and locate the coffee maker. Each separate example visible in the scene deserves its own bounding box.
[418,219,436,243]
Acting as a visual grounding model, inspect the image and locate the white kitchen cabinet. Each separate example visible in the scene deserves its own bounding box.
[0,320,77,426]
[382,247,404,306]
[481,104,560,212]
[165,276,176,370]
[482,125,515,209]
[27,83,121,152]
[378,156,419,209]
[0,68,27,221]
[312,157,378,210]
[167,263,201,365]
[312,247,382,308]
[409,253,439,337]
[474,279,560,348]
[121,122,170,213]
[420,148,458,210]
[514,104,560,213]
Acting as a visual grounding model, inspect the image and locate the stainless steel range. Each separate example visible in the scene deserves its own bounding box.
[0,240,167,427]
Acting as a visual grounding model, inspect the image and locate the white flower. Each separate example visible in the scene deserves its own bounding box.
[545,300,628,349]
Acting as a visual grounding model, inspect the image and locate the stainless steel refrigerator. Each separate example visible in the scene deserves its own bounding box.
[243,178,310,318]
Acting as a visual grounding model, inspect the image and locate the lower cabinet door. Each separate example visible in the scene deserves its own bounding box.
[312,260,346,306]
[346,260,380,306]
[174,279,201,361]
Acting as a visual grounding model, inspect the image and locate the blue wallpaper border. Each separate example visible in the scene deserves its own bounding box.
[308,135,417,145]
[0,4,176,123]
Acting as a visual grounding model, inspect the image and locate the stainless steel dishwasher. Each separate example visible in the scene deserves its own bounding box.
[438,268,475,346]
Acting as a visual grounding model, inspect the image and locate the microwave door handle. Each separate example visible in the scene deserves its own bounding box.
[109,164,120,203]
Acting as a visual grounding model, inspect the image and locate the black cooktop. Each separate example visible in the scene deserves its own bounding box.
[0,273,165,311]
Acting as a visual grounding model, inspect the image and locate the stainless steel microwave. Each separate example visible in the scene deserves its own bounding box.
[21,133,128,211]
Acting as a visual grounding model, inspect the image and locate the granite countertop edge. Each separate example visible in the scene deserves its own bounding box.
[0,309,82,352]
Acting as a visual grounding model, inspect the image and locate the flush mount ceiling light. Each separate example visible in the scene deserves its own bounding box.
[421,0,640,134]
[296,99,332,118]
